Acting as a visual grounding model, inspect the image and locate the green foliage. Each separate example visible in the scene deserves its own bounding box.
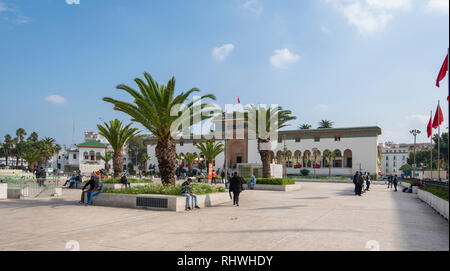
[318,120,334,129]
[299,124,312,130]
[97,119,139,153]
[243,178,295,185]
[399,164,412,177]
[101,178,153,184]
[421,186,449,201]
[300,169,310,176]
[104,183,226,195]
[127,162,136,175]
[195,139,224,164]
[245,105,297,140]
[127,135,149,172]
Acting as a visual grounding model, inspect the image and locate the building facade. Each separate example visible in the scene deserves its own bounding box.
[145,126,382,177]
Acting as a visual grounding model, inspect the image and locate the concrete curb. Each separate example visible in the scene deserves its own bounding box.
[0,183,6,200]
[418,189,449,221]
[244,183,302,192]
[85,192,231,212]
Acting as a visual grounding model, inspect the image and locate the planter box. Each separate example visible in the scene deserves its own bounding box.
[0,183,7,200]
[7,188,21,199]
[103,183,150,190]
[243,183,302,192]
[84,192,231,212]
[412,186,419,194]
[418,189,449,221]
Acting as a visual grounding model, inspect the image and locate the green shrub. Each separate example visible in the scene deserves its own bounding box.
[421,186,449,201]
[300,169,310,176]
[243,178,295,185]
[104,183,226,195]
[101,178,153,184]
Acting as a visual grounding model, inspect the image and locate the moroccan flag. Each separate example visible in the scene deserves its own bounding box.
[436,54,448,88]
[238,97,240,104]
[432,103,444,129]
[427,116,432,138]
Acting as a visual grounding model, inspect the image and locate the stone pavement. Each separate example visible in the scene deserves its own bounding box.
[0,182,448,251]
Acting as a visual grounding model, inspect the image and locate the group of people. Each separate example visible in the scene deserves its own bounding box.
[386,174,399,192]
[352,171,371,196]
[79,172,104,205]
[181,171,246,210]
[32,167,47,187]
[63,171,82,188]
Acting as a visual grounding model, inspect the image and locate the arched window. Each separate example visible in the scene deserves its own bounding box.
[83,152,88,160]
[344,149,353,168]
[89,150,95,161]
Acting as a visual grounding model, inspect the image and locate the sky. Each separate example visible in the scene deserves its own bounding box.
[0,0,449,148]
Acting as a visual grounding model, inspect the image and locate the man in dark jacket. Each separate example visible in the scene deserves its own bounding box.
[229,172,244,206]
[393,175,399,192]
[181,178,200,210]
[353,171,360,195]
[79,174,96,204]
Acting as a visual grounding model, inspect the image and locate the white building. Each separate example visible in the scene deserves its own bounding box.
[145,126,383,177]
[380,142,433,177]
[47,132,130,176]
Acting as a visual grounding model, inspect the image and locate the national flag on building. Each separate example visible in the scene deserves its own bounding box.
[436,54,448,88]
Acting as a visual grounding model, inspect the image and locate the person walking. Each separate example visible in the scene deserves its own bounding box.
[39,167,47,187]
[355,172,363,196]
[353,171,360,195]
[212,171,217,184]
[366,173,371,191]
[387,175,392,189]
[229,172,244,206]
[221,170,225,184]
[393,175,399,192]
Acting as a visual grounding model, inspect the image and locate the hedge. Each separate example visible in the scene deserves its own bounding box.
[104,183,226,195]
[100,178,153,184]
[243,178,295,185]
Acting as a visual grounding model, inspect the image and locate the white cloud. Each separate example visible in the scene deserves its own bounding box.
[427,0,449,14]
[66,0,80,5]
[0,1,31,25]
[0,2,7,12]
[45,95,67,105]
[212,44,235,61]
[269,49,300,69]
[241,0,263,15]
[326,0,411,34]
[406,114,429,125]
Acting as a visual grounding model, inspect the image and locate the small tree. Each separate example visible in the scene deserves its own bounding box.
[98,152,113,174]
[300,169,310,176]
[184,153,198,176]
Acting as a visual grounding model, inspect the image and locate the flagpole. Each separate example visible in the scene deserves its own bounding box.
[430,110,433,180]
[438,100,441,181]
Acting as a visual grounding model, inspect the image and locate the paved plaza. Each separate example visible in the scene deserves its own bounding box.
[0,182,448,251]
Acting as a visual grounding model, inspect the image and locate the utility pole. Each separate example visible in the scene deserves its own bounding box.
[410,129,421,179]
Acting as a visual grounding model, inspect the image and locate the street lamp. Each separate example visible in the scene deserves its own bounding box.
[282,136,287,178]
[410,129,421,179]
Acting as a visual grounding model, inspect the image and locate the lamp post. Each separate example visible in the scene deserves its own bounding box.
[409,129,421,179]
[282,136,287,178]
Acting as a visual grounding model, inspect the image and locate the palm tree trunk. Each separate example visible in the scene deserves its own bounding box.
[156,139,176,185]
[113,152,124,177]
[258,138,272,178]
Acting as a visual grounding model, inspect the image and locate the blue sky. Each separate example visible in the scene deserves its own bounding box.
[0,0,449,147]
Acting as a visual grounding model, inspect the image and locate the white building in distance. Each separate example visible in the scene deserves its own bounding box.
[145,125,383,177]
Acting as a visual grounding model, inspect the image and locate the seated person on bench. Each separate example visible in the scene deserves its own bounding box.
[181,178,200,210]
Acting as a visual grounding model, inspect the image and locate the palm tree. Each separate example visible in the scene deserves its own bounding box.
[2,134,13,167]
[98,151,113,173]
[97,119,139,177]
[22,149,42,171]
[324,151,337,177]
[318,120,334,129]
[184,153,198,176]
[195,139,224,171]
[27,132,39,142]
[103,72,217,185]
[245,105,296,178]
[16,128,27,142]
[299,124,312,130]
